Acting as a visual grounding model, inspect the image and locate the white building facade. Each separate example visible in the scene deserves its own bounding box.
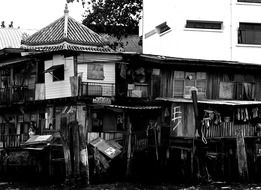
[142,0,261,64]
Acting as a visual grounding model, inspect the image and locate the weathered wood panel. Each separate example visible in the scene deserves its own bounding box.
[45,55,74,99]
[171,103,195,137]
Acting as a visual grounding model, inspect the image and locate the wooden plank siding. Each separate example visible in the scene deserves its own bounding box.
[45,55,74,99]
[171,103,195,137]
[161,68,261,101]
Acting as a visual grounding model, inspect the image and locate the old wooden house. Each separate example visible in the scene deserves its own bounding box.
[124,53,261,182]
[0,6,162,183]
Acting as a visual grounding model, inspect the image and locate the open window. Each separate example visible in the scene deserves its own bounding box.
[238,22,261,45]
[44,65,64,82]
[155,22,171,35]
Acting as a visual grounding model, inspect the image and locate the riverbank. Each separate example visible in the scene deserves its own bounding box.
[1,181,261,190]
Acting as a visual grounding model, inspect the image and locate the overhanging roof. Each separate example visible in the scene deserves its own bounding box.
[0,57,32,68]
[139,54,261,70]
[157,97,261,106]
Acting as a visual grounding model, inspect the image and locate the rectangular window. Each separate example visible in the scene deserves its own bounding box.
[186,20,222,30]
[173,71,207,98]
[52,65,64,81]
[87,64,105,80]
[238,0,261,3]
[238,23,261,44]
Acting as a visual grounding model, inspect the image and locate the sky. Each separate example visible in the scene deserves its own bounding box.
[0,0,86,30]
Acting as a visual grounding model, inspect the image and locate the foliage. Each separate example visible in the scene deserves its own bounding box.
[67,0,142,39]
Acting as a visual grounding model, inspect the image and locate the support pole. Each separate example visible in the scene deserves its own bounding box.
[126,114,132,177]
[191,90,199,179]
[236,125,248,181]
[60,116,72,184]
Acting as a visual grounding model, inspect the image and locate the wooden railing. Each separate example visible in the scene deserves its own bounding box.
[80,82,115,97]
[0,134,29,148]
[201,122,256,138]
[0,86,35,104]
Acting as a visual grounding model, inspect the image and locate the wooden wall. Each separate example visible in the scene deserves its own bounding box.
[171,103,195,137]
[45,55,74,99]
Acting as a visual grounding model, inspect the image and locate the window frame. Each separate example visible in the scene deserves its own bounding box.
[52,65,64,82]
[238,22,261,45]
[173,71,207,98]
[185,20,223,30]
[238,0,261,3]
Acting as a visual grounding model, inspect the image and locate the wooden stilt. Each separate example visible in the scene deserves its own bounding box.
[71,121,80,181]
[60,116,72,184]
[191,90,199,180]
[236,125,248,181]
[79,124,90,185]
[126,114,132,177]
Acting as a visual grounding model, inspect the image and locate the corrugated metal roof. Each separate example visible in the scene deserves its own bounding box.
[0,28,36,49]
[106,105,161,110]
[157,97,261,106]
[21,8,113,53]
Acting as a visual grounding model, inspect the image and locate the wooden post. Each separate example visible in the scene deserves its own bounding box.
[79,124,90,185]
[154,125,159,161]
[71,121,80,181]
[126,114,132,177]
[191,90,199,179]
[60,116,72,184]
[236,125,248,181]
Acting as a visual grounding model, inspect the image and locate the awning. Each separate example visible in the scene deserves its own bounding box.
[157,97,261,106]
[44,64,63,73]
[106,105,161,110]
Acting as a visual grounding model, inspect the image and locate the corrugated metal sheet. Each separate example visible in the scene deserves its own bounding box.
[106,105,161,110]
[0,28,37,49]
[157,97,261,106]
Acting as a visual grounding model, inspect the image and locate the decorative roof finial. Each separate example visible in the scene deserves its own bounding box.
[64,3,69,14]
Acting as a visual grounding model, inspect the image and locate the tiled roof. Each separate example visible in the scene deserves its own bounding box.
[22,43,112,53]
[0,28,36,49]
[21,8,113,53]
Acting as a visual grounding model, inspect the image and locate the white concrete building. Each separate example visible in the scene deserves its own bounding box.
[142,0,261,64]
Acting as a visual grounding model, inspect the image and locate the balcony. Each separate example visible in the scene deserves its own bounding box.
[80,82,115,97]
[0,86,35,104]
